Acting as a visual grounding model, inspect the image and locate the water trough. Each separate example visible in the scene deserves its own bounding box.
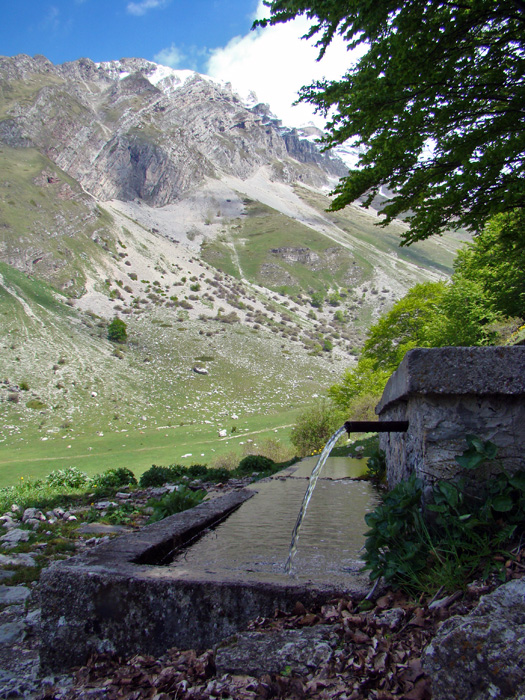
[39,457,378,671]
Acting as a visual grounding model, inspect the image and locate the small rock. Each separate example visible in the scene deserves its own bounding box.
[0,621,24,645]
[22,508,37,523]
[76,523,130,535]
[94,501,117,510]
[115,492,132,499]
[24,608,41,633]
[53,508,65,519]
[0,529,30,548]
[0,585,31,605]
[0,553,36,567]
[0,516,17,530]
[374,607,405,630]
[215,625,337,677]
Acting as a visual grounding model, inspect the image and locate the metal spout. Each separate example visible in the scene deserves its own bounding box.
[344,420,409,434]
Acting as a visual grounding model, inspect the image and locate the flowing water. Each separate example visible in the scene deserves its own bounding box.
[168,447,379,587]
[285,426,347,574]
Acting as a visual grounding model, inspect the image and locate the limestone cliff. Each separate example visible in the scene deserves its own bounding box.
[0,55,347,207]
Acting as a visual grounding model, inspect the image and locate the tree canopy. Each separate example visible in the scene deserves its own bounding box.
[258,0,525,243]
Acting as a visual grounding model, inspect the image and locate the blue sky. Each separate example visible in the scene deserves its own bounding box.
[0,0,355,127]
[1,0,259,70]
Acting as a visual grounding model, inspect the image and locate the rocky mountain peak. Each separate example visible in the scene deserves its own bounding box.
[0,54,348,206]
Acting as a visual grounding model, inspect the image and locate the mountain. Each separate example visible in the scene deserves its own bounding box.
[0,54,468,480]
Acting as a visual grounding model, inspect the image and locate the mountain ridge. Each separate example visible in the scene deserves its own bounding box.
[0,53,469,480]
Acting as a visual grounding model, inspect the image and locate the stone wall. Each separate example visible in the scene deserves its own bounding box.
[375,347,525,497]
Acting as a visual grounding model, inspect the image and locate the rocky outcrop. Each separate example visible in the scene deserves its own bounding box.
[0,55,346,207]
[422,579,525,700]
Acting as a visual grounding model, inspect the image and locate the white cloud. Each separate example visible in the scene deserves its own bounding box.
[154,44,185,68]
[206,1,363,129]
[127,0,170,17]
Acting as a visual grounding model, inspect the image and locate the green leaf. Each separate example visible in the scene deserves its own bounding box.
[490,494,514,512]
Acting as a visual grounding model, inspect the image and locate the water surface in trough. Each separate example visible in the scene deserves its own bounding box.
[169,456,379,587]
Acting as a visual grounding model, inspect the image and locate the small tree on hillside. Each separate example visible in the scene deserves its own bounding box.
[107,317,127,344]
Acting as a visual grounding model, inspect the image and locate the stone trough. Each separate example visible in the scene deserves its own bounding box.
[40,462,374,672]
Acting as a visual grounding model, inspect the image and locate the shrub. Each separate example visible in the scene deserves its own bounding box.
[46,467,92,489]
[290,401,345,457]
[242,439,294,464]
[236,454,275,475]
[107,317,127,343]
[26,399,47,410]
[186,464,208,478]
[210,451,241,471]
[19,381,29,391]
[94,467,137,492]
[139,464,185,487]
[204,467,232,483]
[148,485,206,522]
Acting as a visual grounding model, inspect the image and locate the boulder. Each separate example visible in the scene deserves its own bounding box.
[422,579,525,700]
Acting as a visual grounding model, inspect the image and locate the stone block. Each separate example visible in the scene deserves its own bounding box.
[376,347,525,494]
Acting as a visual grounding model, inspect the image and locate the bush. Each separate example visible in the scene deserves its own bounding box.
[243,438,294,464]
[236,454,275,475]
[46,467,92,489]
[204,467,232,483]
[186,464,208,478]
[148,485,206,522]
[290,401,345,457]
[210,451,241,471]
[107,317,127,343]
[94,467,137,492]
[139,464,185,487]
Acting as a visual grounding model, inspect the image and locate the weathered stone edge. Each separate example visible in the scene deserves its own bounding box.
[376,346,525,414]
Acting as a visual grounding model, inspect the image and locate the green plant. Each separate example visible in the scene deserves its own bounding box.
[290,401,344,457]
[46,467,92,489]
[203,467,232,483]
[96,502,143,525]
[94,467,137,492]
[236,454,275,475]
[139,464,185,487]
[362,438,525,595]
[148,485,206,522]
[186,464,208,478]
[366,449,386,483]
[107,317,127,343]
